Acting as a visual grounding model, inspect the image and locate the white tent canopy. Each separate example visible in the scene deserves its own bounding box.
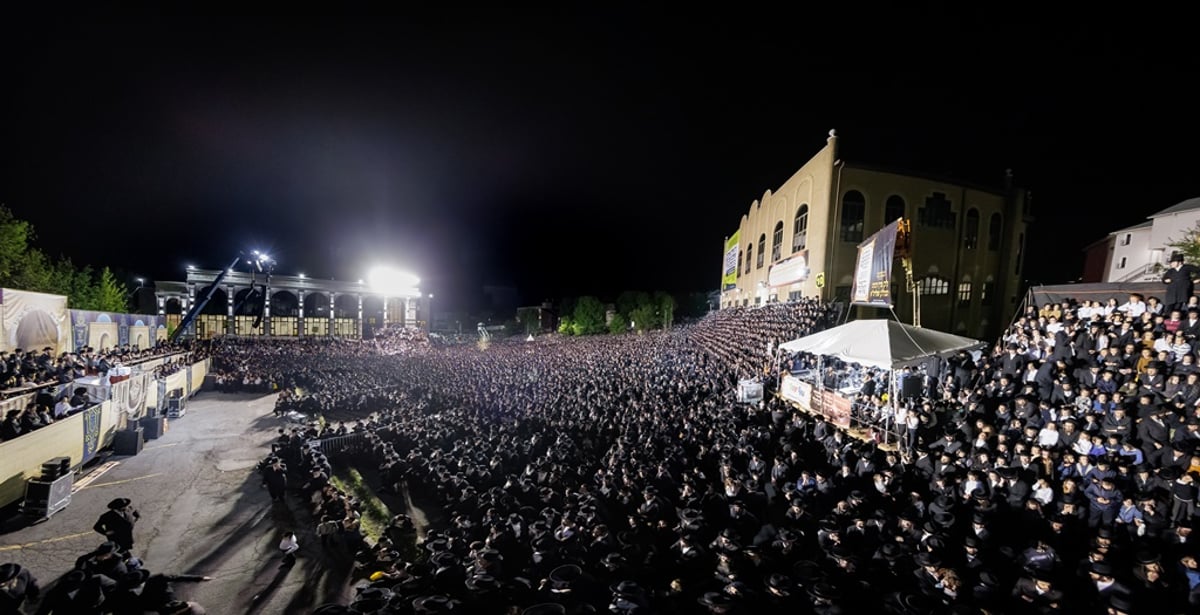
[778,319,984,370]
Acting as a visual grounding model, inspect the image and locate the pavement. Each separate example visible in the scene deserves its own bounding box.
[0,391,354,614]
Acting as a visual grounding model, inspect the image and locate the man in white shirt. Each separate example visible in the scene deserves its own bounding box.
[1116,293,1147,318]
[53,396,73,419]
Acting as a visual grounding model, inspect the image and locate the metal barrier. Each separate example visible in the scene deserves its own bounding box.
[317,432,373,456]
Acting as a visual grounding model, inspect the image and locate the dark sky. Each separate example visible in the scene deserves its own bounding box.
[2,14,1197,312]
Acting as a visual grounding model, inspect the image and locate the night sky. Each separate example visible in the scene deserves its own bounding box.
[2,15,1197,313]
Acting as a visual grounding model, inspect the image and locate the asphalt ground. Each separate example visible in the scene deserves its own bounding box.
[0,391,354,614]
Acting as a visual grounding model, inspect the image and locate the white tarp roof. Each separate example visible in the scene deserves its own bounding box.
[778,319,984,369]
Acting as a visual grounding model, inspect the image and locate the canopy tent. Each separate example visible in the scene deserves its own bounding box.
[778,319,984,369]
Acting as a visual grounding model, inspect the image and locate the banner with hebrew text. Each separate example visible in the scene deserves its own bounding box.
[849,220,899,307]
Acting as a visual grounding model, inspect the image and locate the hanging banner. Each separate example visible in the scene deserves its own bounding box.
[850,220,900,307]
[722,231,740,291]
[81,405,104,463]
[768,251,809,287]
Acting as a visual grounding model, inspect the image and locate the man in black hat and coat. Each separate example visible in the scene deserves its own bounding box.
[1163,253,1199,313]
[94,497,140,551]
[0,562,40,613]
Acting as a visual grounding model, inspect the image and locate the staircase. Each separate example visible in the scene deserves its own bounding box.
[1115,262,1163,283]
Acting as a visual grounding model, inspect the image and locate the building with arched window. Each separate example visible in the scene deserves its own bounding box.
[719,131,1033,340]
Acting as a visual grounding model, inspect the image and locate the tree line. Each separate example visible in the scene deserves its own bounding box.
[554,291,681,336]
[0,206,129,312]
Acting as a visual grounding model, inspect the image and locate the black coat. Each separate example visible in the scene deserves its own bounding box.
[93,507,139,550]
[1164,263,1199,306]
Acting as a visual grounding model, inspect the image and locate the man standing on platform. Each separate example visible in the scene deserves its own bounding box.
[1163,253,1200,313]
[94,497,140,552]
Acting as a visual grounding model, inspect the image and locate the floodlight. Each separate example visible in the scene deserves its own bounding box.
[367,266,421,295]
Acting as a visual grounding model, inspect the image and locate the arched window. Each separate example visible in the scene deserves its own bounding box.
[840,191,865,242]
[918,276,950,295]
[885,195,905,224]
[744,243,752,274]
[963,208,980,249]
[772,221,784,262]
[737,250,743,278]
[958,277,972,307]
[987,213,1003,251]
[792,204,809,252]
[757,234,766,269]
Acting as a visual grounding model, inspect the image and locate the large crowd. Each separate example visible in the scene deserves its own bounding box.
[8,291,1200,613]
[0,341,210,444]
[219,297,1200,613]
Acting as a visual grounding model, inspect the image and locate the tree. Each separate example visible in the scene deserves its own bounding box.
[1168,221,1200,265]
[616,291,643,319]
[607,313,627,334]
[630,304,656,333]
[0,207,34,284]
[557,316,574,335]
[655,291,676,329]
[0,205,129,311]
[571,296,607,335]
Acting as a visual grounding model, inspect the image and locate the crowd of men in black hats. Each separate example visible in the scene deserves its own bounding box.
[14,289,1200,613]
[255,295,1197,614]
[0,341,211,444]
[1,497,212,613]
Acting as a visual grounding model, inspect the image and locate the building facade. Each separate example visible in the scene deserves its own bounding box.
[154,269,426,339]
[1083,199,1200,283]
[719,132,1033,340]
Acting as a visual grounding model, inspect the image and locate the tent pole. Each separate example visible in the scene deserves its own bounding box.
[889,368,898,452]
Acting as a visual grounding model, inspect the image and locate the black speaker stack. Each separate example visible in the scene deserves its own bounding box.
[114,426,144,456]
[22,456,73,520]
[40,457,71,480]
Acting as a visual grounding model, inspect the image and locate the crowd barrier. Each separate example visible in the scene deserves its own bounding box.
[0,358,210,509]
[317,432,373,456]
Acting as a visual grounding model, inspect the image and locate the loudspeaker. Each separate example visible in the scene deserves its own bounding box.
[167,393,186,418]
[40,457,71,481]
[901,376,923,399]
[114,428,144,456]
[140,416,165,440]
[23,472,73,519]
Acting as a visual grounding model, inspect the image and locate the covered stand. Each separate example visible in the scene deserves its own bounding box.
[777,319,984,449]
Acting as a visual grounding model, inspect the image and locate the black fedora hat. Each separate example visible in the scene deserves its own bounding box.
[121,568,150,586]
[430,551,460,569]
[548,564,582,588]
[412,594,458,613]
[697,591,734,607]
[609,579,644,597]
[107,497,132,509]
[523,604,567,615]
[808,582,840,601]
[464,573,500,592]
[0,563,18,583]
[764,572,794,594]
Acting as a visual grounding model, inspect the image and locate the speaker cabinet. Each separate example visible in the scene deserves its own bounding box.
[23,472,73,520]
[140,416,165,439]
[114,428,144,456]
